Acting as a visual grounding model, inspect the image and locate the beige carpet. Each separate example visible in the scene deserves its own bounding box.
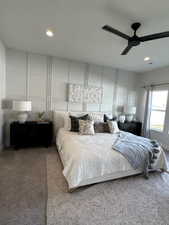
[47,151,169,225]
[0,148,47,225]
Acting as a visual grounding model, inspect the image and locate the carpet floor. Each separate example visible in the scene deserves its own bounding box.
[0,147,48,225]
[47,150,169,225]
[0,147,169,225]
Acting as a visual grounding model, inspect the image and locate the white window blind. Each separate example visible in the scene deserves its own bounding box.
[150,89,168,132]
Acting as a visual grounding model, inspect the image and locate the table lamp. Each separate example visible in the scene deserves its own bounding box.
[12,101,32,123]
[125,106,136,122]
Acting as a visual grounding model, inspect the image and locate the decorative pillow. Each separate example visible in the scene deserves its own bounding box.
[89,113,104,122]
[79,120,95,135]
[104,114,117,122]
[107,121,120,134]
[70,114,89,132]
[94,122,110,133]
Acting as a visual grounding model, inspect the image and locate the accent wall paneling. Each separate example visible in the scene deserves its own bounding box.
[6,48,138,115]
[86,64,102,112]
[68,61,85,112]
[116,70,137,110]
[51,58,69,111]
[101,67,117,113]
[28,54,47,111]
[6,50,27,100]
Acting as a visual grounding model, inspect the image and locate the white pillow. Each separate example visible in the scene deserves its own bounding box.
[79,120,95,135]
[108,121,120,134]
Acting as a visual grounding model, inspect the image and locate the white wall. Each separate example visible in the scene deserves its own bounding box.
[6,48,138,115]
[137,66,169,149]
[0,40,6,150]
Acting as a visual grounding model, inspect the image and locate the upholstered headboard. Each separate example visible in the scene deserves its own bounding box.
[53,111,113,136]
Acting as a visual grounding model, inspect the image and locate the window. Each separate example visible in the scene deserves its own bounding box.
[150,90,168,132]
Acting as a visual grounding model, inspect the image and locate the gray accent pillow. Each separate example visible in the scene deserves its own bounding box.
[79,120,95,135]
[94,122,110,133]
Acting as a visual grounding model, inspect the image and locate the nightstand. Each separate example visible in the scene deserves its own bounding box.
[118,121,142,136]
[10,121,53,149]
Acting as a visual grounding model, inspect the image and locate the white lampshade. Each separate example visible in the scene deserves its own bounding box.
[12,101,32,112]
[125,106,136,114]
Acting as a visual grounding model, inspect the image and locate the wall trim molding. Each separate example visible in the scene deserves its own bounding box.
[46,56,52,111]
[6,48,137,115]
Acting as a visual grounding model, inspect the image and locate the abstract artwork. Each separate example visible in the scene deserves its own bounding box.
[83,86,102,104]
[68,84,83,103]
[68,84,103,104]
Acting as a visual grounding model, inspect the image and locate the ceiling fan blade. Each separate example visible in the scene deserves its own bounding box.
[121,45,133,55]
[140,31,169,42]
[102,25,130,40]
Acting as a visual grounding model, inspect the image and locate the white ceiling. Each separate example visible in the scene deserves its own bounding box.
[1,0,169,72]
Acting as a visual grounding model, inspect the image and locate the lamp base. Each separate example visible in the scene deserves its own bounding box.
[119,115,126,123]
[17,113,28,123]
[126,114,133,122]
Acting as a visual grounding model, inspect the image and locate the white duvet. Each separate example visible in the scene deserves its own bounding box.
[57,128,168,188]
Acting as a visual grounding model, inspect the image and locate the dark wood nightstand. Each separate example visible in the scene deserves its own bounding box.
[118,121,142,136]
[10,121,53,149]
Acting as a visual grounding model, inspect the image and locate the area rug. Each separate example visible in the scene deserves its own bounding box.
[47,151,169,225]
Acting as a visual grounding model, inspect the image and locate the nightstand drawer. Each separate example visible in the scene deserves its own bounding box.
[10,121,53,149]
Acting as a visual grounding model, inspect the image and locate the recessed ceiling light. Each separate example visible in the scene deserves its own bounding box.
[144,57,150,61]
[46,29,54,37]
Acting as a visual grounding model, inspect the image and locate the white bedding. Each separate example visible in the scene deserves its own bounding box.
[57,128,168,189]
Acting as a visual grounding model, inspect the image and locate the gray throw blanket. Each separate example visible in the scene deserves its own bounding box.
[113,131,160,178]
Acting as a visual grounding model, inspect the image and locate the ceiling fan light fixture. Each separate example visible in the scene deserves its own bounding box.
[144,57,150,61]
[102,22,169,55]
[46,29,54,37]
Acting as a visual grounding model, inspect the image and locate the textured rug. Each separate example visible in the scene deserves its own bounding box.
[0,148,47,225]
[47,151,169,225]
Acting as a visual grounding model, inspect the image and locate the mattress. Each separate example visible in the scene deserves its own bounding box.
[56,128,168,189]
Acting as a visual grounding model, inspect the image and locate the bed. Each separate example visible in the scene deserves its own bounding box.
[56,118,168,190]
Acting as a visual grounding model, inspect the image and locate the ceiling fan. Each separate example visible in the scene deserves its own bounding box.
[102,23,169,55]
